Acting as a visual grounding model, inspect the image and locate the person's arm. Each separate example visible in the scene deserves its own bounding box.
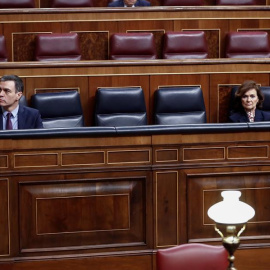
[35,112,43,128]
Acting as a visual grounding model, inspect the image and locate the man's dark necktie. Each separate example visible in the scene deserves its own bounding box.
[6,112,13,130]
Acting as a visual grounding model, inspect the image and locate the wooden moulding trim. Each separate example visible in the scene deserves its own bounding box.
[0,58,269,69]
[0,6,269,15]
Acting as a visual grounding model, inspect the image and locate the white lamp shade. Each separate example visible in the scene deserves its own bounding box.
[207,190,255,224]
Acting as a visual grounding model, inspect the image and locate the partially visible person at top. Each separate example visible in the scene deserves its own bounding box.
[108,0,151,7]
[0,74,43,130]
[229,80,270,122]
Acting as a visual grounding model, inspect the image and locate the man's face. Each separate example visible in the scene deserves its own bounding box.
[124,0,137,6]
[0,80,22,112]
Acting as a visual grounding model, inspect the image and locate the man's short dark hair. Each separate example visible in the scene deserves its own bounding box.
[0,74,24,93]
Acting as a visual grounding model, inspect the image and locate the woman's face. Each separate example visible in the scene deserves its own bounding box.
[241,88,259,112]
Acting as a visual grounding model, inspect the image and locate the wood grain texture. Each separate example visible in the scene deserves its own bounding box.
[1,131,270,269]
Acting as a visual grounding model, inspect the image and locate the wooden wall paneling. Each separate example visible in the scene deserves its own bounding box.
[61,21,117,34]
[95,0,110,7]
[76,31,109,60]
[25,77,90,125]
[18,170,151,253]
[117,20,173,34]
[228,19,270,33]
[235,248,270,270]
[154,171,178,248]
[5,22,62,61]
[209,73,269,123]
[8,254,153,270]
[204,0,215,4]
[150,0,161,6]
[149,74,210,123]
[88,75,151,125]
[61,21,117,59]
[0,179,9,256]
[186,168,270,246]
[40,0,52,8]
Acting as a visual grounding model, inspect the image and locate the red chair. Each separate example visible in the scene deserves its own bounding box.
[162,0,203,5]
[109,33,157,60]
[51,0,94,7]
[35,33,81,61]
[157,243,228,270]
[216,0,257,4]
[163,31,208,59]
[0,0,35,8]
[0,35,7,62]
[225,31,270,58]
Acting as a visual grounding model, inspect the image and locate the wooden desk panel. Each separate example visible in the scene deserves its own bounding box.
[1,129,270,269]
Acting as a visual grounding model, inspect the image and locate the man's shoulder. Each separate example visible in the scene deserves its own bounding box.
[139,0,151,5]
[108,0,123,7]
[19,105,40,116]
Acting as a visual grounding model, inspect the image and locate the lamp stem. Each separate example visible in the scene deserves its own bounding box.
[214,224,246,270]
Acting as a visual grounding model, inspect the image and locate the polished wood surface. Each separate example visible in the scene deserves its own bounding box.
[1,129,270,269]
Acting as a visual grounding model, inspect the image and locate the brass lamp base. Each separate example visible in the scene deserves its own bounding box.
[215,223,246,270]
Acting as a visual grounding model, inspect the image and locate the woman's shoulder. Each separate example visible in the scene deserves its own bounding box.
[259,109,270,121]
[229,110,247,123]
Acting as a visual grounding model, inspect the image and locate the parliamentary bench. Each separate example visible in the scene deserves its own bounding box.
[0,121,270,270]
[0,6,268,61]
[0,122,264,138]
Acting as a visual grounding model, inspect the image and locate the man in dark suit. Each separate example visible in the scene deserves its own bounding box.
[0,74,43,130]
[108,0,151,7]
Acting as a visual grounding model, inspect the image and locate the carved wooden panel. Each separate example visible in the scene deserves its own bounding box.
[155,148,179,163]
[62,151,105,166]
[183,147,225,161]
[228,146,268,159]
[218,84,236,123]
[20,177,146,252]
[13,33,37,62]
[14,153,58,168]
[187,172,270,246]
[0,155,8,168]
[0,179,9,255]
[77,32,109,60]
[155,171,178,248]
[107,149,150,165]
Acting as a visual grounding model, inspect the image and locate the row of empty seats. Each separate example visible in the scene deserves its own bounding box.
[0,0,263,8]
[1,31,270,61]
[22,85,270,128]
[24,87,206,128]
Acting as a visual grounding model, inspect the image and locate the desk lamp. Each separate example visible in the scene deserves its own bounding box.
[207,190,255,270]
